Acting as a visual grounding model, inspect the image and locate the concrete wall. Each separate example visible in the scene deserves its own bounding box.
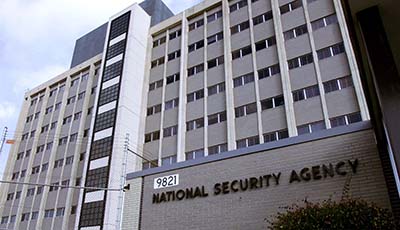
[128,125,391,229]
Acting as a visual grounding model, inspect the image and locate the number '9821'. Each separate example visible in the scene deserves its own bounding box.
[153,174,179,189]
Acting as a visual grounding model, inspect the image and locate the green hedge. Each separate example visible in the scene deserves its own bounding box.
[268,199,397,230]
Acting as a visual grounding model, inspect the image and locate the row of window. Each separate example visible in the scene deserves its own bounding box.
[0,206,77,225]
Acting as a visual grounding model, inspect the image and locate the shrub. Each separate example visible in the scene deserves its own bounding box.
[268,198,397,230]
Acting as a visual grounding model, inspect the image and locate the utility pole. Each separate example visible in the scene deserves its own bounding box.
[0,127,8,156]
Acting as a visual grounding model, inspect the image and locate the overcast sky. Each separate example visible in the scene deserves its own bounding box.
[0,0,202,177]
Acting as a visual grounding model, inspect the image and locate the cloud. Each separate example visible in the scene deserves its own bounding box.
[0,102,17,120]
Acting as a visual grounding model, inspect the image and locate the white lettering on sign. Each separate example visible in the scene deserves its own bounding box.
[154,174,179,189]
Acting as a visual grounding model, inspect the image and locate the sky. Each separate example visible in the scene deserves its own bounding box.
[0,0,202,177]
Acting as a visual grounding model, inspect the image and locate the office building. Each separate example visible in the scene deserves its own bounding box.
[0,0,399,229]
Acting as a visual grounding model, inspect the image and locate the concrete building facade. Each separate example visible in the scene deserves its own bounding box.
[0,0,399,229]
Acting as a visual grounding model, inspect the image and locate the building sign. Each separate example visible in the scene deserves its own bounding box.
[152,159,359,204]
[154,174,179,189]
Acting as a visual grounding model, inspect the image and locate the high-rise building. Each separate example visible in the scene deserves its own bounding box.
[0,0,399,229]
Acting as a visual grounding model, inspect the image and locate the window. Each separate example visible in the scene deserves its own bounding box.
[59,137,68,146]
[91,87,97,95]
[74,112,82,121]
[293,85,320,102]
[142,160,158,170]
[207,10,222,23]
[11,172,19,180]
[149,79,163,91]
[288,53,313,69]
[284,24,308,40]
[49,88,57,97]
[34,112,40,119]
[233,73,254,87]
[26,115,33,123]
[46,142,53,150]
[253,11,273,26]
[187,89,204,103]
[21,133,28,141]
[330,112,362,128]
[147,104,162,116]
[69,133,78,142]
[312,14,338,31]
[255,36,276,51]
[153,36,166,47]
[81,73,89,81]
[261,95,285,110]
[37,186,43,195]
[165,98,179,110]
[237,136,260,149]
[41,125,49,133]
[25,149,31,157]
[144,131,160,143]
[263,130,289,143]
[66,156,73,165]
[230,0,247,12]
[67,96,76,105]
[71,206,77,215]
[27,188,35,196]
[189,19,204,31]
[30,98,37,106]
[166,73,180,85]
[161,155,177,166]
[61,180,69,189]
[55,102,61,110]
[15,191,21,199]
[75,177,81,186]
[17,152,24,160]
[207,56,224,69]
[70,78,79,87]
[207,32,223,45]
[6,193,13,201]
[44,209,54,218]
[297,121,325,135]
[169,30,181,40]
[188,64,204,77]
[59,84,65,92]
[187,118,204,131]
[78,92,85,100]
[30,130,36,138]
[235,103,257,117]
[50,121,57,130]
[317,42,345,60]
[63,116,72,125]
[231,21,250,35]
[280,0,302,14]
[54,159,64,168]
[208,143,228,155]
[1,216,8,224]
[9,215,16,223]
[323,76,353,93]
[258,64,280,80]
[45,106,53,114]
[20,170,26,178]
[21,213,30,222]
[188,40,204,52]
[49,182,59,192]
[31,166,40,175]
[80,153,85,161]
[208,82,225,96]
[168,50,181,61]
[186,149,205,161]
[208,111,227,126]
[88,107,93,115]
[84,129,89,138]
[41,163,48,172]
[232,46,252,60]
[163,125,178,137]
[31,211,39,220]
[151,56,165,68]
[36,145,44,154]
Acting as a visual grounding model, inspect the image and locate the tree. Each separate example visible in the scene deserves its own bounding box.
[268,198,397,230]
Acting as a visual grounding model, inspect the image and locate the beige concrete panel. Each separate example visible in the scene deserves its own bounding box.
[294,96,324,125]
